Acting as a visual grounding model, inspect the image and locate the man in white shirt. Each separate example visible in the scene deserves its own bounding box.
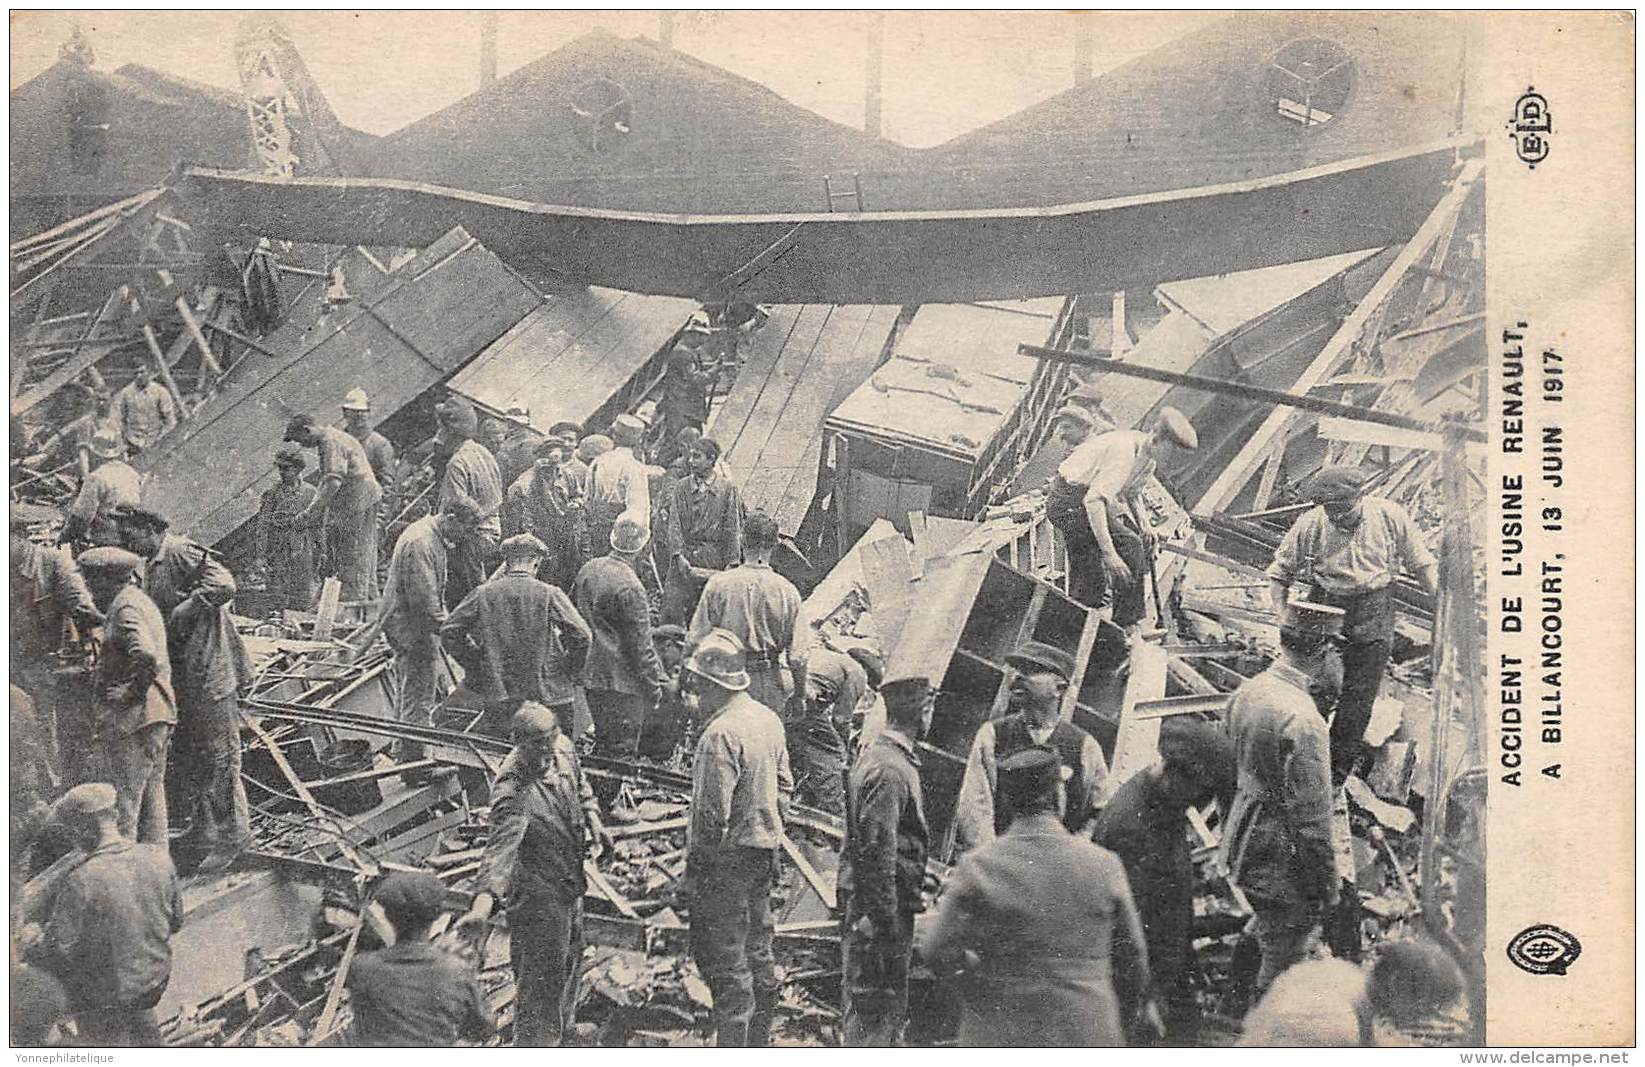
[112,364,177,454]
[587,413,651,559]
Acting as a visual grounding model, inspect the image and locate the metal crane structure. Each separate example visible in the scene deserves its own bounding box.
[233,16,351,178]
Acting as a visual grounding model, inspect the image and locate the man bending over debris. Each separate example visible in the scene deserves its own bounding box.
[1268,464,1438,784]
[681,629,793,1047]
[60,429,140,550]
[460,702,612,1047]
[349,871,495,1047]
[954,641,1108,853]
[839,674,933,1046]
[285,413,384,603]
[1219,600,1344,994]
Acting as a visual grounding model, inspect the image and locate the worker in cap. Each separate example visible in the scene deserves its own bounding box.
[844,645,892,751]
[680,626,793,1046]
[1067,381,1118,434]
[285,411,384,602]
[1219,600,1344,995]
[921,744,1151,1047]
[1095,716,1236,1042]
[1052,404,1096,449]
[585,414,650,557]
[1044,404,1196,627]
[112,362,177,454]
[340,388,396,499]
[502,435,584,591]
[22,782,183,1046]
[493,408,540,491]
[1269,464,1437,785]
[571,510,664,758]
[458,700,609,1045]
[790,638,869,816]
[76,547,177,848]
[255,444,320,612]
[349,872,496,1046]
[433,395,504,610]
[60,426,141,550]
[839,668,932,1045]
[954,640,1109,852]
[661,433,742,626]
[659,343,715,446]
[441,529,592,737]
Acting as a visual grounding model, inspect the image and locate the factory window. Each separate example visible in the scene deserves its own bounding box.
[1266,37,1355,129]
[569,77,633,153]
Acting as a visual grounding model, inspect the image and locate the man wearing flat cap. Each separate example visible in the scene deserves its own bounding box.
[922,747,1151,1046]
[78,546,176,845]
[433,395,505,609]
[23,782,183,1046]
[573,512,665,758]
[503,436,587,592]
[1219,600,1345,993]
[1095,717,1236,1042]
[442,532,592,735]
[348,871,495,1046]
[285,412,384,602]
[255,444,320,611]
[491,408,539,494]
[586,413,651,557]
[460,703,611,1046]
[60,428,141,551]
[954,640,1109,853]
[1268,464,1438,783]
[839,673,934,1045]
[1045,406,1196,624]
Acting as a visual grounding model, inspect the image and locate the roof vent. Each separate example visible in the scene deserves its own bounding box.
[1267,37,1355,130]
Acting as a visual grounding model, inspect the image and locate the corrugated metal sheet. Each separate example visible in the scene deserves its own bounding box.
[447,285,696,431]
[138,228,540,545]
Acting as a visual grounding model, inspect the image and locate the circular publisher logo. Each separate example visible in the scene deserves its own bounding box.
[1507,924,1582,975]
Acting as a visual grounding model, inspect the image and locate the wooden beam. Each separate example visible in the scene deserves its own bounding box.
[781,834,837,911]
[10,286,129,417]
[1316,415,1487,455]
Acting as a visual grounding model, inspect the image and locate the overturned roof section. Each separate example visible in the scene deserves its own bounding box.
[370,29,909,214]
[448,285,697,432]
[138,228,540,545]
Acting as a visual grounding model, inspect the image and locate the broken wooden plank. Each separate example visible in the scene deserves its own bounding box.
[781,834,837,911]
[585,860,642,920]
[1317,415,1486,455]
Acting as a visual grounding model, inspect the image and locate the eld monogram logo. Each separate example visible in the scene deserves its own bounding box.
[1507,923,1582,975]
[1507,87,1552,169]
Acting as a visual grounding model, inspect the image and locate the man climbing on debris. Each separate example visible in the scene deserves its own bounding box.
[920,747,1152,1046]
[460,702,613,1047]
[1045,406,1197,624]
[111,363,177,455]
[25,384,120,480]
[77,547,175,845]
[434,395,504,609]
[585,414,651,557]
[118,506,254,872]
[285,413,384,603]
[839,674,933,1046]
[680,628,793,1047]
[1219,600,1345,994]
[503,437,587,592]
[21,783,184,1046]
[442,533,592,737]
[663,435,743,625]
[254,444,320,612]
[340,388,397,499]
[688,510,807,723]
[378,500,481,768]
[1268,464,1438,784]
[348,871,496,1047]
[658,344,716,449]
[1093,716,1237,1044]
[790,641,869,815]
[60,429,140,549]
[953,641,1109,853]
[572,512,665,758]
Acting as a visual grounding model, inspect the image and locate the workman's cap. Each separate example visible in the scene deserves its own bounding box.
[51,782,117,823]
[340,388,371,412]
[76,546,143,582]
[112,504,168,533]
[610,511,650,553]
[881,675,935,719]
[435,395,478,437]
[1158,717,1237,799]
[534,436,567,460]
[375,871,448,927]
[1005,641,1076,683]
[88,428,123,460]
[578,434,613,461]
[1156,407,1198,450]
[1052,405,1094,429]
[499,532,548,560]
[610,413,645,445]
[273,444,306,469]
[997,747,1062,811]
[1307,465,1368,505]
[510,701,560,740]
[652,623,687,644]
[283,413,316,442]
[684,628,751,692]
[547,421,582,443]
[845,645,886,689]
[442,496,484,528]
[1281,600,1346,638]
[503,406,531,426]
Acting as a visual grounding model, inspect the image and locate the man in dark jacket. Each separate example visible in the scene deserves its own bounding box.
[254,445,319,612]
[662,436,742,625]
[1093,717,1236,1043]
[572,513,664,757]
[839,674,933,1046]
[442,534,592,735]
[434,396,504,608]
[503,438,587,592]
[26,783,184,1046]
[458,703,612,1046]
[347,871,495,1047]
[119,506,254,872]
